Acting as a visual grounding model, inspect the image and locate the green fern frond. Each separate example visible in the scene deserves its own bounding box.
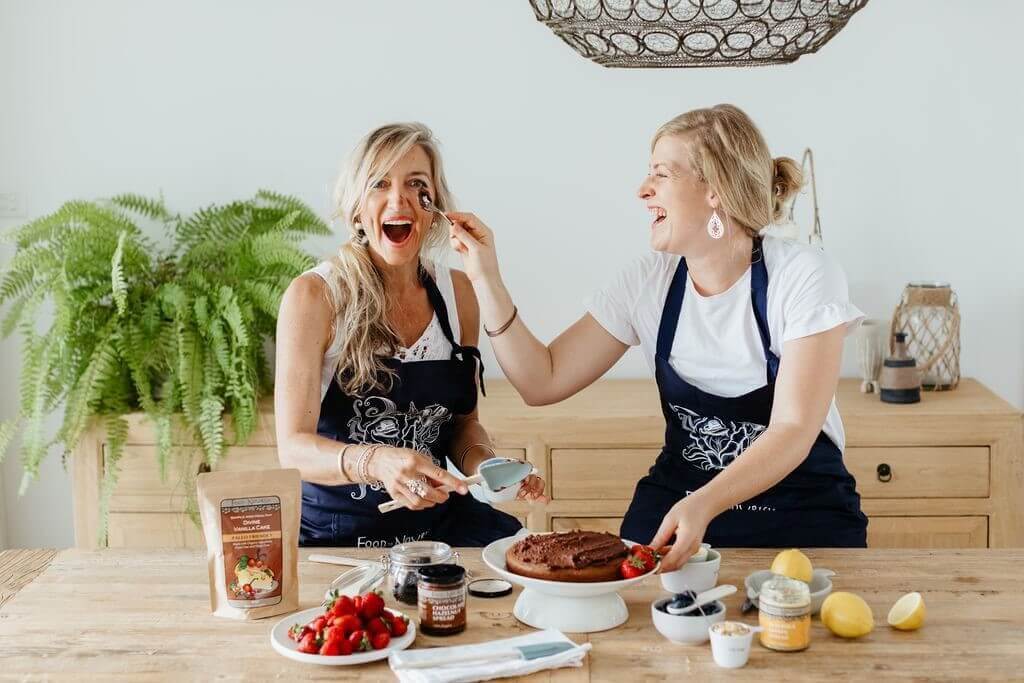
[2,288,45,338]
[110,193,173,221]
[218,287,249,348]
[177,325,203,423]
[0,417,19,464]
[111,231,128,315]
[198,396,224,468]
[96,414,129,544]
[154,413,172,483]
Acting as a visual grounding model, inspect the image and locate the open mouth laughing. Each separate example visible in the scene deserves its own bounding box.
[381,217,414,246]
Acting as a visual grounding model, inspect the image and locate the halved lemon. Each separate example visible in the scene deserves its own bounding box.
[821,591,874,638]
[887,592,926,631]
[770,548,813,583]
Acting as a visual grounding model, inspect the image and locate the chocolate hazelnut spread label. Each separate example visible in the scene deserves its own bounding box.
[220,495,283,608]
[418,585,467,634]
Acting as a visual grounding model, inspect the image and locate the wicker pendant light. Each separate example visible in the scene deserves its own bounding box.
[530,0,869,69]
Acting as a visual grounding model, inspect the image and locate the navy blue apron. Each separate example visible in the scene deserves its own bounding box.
[621,239,868,548]
[300,265,521,548]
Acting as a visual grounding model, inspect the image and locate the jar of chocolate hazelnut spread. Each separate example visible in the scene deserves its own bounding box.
[417,564,467,636]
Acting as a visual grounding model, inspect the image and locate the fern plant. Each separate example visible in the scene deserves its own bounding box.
[0,190,330,539]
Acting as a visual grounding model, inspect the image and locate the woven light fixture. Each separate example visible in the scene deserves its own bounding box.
[530,0,869,68]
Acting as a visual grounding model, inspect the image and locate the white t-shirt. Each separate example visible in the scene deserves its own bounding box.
[586,236,864,451]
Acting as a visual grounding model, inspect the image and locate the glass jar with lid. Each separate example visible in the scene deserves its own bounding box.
[758,576,811,651]
[385,541,461,605]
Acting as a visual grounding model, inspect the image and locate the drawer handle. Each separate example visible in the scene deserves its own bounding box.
[876,463,892,482]
[198,462,211,474]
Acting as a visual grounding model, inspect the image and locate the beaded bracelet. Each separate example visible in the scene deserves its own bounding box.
[357,444,383,485]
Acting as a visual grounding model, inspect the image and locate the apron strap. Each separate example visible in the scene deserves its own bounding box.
[749,238,780,383]
[656,256,689,362]
[421,265,487,396]
[655,238,780,383]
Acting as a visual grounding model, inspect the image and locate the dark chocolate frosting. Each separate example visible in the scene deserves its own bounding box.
[508,531,628,570]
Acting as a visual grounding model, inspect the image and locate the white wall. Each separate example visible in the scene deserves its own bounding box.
[2,1,1022,549]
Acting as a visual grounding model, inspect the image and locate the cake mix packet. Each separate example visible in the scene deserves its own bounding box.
[197,468,300,620]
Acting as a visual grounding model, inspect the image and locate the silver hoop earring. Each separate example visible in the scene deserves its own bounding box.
[707,211,724,240]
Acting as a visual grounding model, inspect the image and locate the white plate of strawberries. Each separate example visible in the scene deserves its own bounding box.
[270,590,415,665]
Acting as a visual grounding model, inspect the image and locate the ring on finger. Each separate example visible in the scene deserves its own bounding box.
[405,476,429,498]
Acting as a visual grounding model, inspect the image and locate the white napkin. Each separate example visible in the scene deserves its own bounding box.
[388,629,591,683]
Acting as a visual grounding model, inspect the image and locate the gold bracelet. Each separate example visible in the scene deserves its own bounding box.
[484,305,518,338]
[457,442,496,472]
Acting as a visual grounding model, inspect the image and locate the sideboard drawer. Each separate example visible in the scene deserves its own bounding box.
[867,516,988,548]
[550,449,659,500]
[846,447,990,498]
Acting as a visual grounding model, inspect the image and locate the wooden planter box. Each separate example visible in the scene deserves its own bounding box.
[71,379,1024,549]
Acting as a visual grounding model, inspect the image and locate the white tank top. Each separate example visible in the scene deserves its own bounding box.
[307,259,462,402]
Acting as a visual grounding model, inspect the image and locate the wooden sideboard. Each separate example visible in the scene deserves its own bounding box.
[70,379,1024,549]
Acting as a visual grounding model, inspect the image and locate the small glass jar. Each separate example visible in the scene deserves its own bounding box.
[758,577,811,652]
[386,541,460,606]
[417,564,467,636]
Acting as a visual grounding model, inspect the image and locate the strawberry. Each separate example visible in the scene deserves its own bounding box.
[630,544,655,557]
[370,632,391,650]
[287,623,309,642]
[389,615,408,637]
[358,591,385,620]
[320,639,345,656]
[631,548,656,572]
[310,616,327,634]
[330,594,356,618]
[347,629,369,652]
[297,632,318,654]
[335,614,362,636]
[619,555,649,579]
[365,616,390,635]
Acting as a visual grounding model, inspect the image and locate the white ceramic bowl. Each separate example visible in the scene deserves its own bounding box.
[660,548,721,593]
[744,568,836,615]
[709,621,756,668]
[651,597,726,645]
[481,532,659,633]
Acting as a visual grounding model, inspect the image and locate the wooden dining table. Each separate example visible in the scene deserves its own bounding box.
[0,546,1021,681]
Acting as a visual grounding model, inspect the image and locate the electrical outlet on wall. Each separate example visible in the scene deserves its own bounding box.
[0,192,26,218]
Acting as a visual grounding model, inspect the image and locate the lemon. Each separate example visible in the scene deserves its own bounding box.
[770,548,813,583]
[887,592,926,631]
[821,592,874,638]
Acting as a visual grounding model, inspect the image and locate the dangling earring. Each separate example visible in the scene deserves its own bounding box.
[351,222,368,245]
[706,211,724,240]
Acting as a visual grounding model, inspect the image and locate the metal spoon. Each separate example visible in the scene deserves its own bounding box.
[418,189,454,228]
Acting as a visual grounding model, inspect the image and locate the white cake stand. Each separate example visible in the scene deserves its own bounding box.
[481,533,658,633]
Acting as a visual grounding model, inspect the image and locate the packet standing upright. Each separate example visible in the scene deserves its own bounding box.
[197,468,300,620]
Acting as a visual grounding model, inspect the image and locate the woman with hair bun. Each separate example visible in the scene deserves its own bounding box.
[448,105,868,569]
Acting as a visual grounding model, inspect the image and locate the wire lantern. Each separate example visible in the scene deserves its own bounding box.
[529,0,870,68]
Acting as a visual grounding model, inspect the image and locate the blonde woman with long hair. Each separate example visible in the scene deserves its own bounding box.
[275,123,545,548]
[449,105,868,569]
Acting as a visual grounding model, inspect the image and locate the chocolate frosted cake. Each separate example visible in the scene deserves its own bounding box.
[505,531,629,582]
